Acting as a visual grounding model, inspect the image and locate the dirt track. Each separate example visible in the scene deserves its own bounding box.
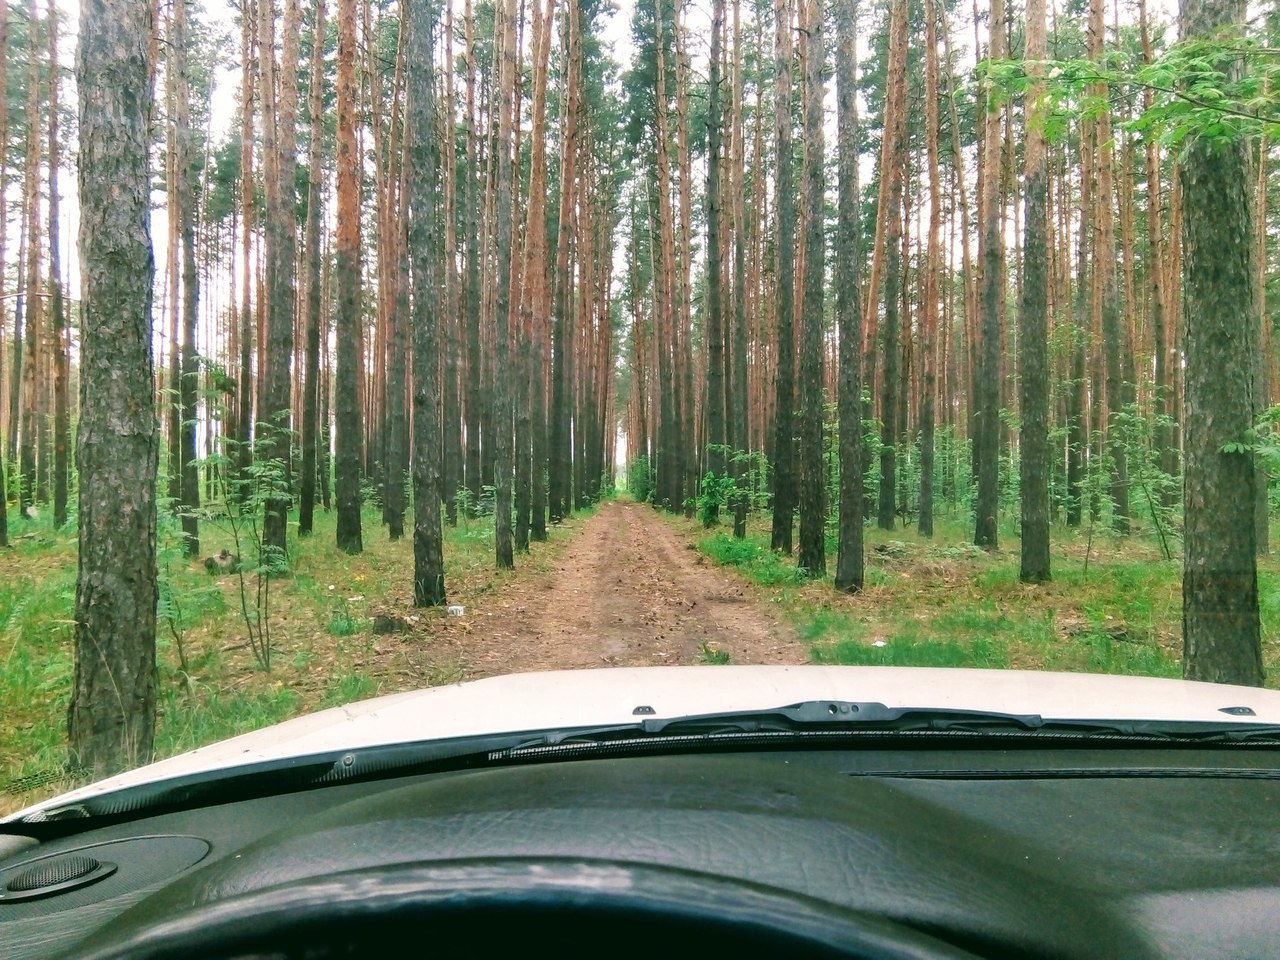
[435,501,809,676]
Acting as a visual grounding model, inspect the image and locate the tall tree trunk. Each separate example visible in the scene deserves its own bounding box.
[47,0,68,531]
[973,0,1004,548]
[769,0,795,554]
[520,0,555,542]
[299,0,326,536]
[491,0,516,569]
[463,0,482,508]
[1089,0,1129,534]
[442,0,463,526]
[71,0,158,778]
[834,0,863,591]
[877,0,907,532]
[408,0,445,605]
[796,0,825,577]
[704,0,727,521]
[334,0,363,553]
[19,0,41,516]
[917,0,940,539]
[260,0,300,556]
[1180,0,1263,685]
[236,0,256,495]
[730,0,750,539]
[1019,0,1050,583]
[172,0,200,555]
[1139,0,1174,514]
[550,0,581,522]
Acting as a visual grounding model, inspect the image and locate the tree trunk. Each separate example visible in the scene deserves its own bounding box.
[1180,0,1263,686]
[463,0,482,509]
[769,0,795,554]
[236,0,256,496]
[973,0,1004,549]
[172,0,200,555]
[442,0,463,526]
[19,0,41,517]
[408,0,445,605]
[1089,0,1129,534]
[917,0,940,539]
[1019,0,1050,583]
[71,0,159,779]
[877,0,907,532]
[259,0,300,556]
[491,0,516,569]
[47,0,69,531]
[334,0,363,553]
[299,0,326,536]
[795,0,825,577]
[704,0,727,521]
[834,0,863,591]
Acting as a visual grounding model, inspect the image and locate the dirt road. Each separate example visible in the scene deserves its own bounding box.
[434,501,809,676]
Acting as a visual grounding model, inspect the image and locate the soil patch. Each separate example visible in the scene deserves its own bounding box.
[431,501,808,675]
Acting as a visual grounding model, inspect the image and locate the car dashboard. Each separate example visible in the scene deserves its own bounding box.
[4,744,1280,959]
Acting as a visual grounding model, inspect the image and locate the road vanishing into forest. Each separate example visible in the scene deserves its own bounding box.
[433,501,811,676]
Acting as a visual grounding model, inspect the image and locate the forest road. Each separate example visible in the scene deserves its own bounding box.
[437,500,810,677]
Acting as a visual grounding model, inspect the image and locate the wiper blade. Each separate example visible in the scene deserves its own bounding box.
[636,700,1047,735]
[498,703,1280,759]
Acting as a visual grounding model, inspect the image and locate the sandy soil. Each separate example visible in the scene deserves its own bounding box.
[431,501,809,676]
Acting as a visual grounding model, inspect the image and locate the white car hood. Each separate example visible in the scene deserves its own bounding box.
[10,665,1280,822]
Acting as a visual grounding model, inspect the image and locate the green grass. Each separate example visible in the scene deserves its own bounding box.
[689,510,1226,685]
[700,532,807,587]
[0,499,588,813]
[698,641,732,664]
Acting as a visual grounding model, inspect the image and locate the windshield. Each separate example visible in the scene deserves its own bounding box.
[2,0,1277,817]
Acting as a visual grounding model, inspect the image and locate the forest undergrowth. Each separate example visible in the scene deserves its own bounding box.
[693,509,1280,681]
[0,502,591,814]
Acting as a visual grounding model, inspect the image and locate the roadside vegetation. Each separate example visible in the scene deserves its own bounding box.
[694,513,1280,684]
[0,502,586,814]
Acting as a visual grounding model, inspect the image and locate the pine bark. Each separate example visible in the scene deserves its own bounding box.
[769,0,795,554]
[408,0,446,605]
[172,0,200,554]
[71,0,159,778]
[1089,0,1129,533]
[730,0,750,539]
[236,1,256,494]
[704,0,727,517]
[795,0,825,577]
[19,0,40,516]
[463,0,482,507]
[917,0,940,539]
[1180,0,1263,686]
[47,0,68,531]
[491,0,516,569]
[973,0,1004,549]
[1019,0,1050,583]
[334,0,363,553]
[834,0,863,591]
[298,0,326,536]
[877,0,907,532]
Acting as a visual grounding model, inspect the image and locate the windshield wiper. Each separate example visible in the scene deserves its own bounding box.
[637,700,1046,734]
[494,702,1280,761]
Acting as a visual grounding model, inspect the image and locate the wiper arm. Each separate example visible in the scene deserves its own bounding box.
[635,700,1047,735]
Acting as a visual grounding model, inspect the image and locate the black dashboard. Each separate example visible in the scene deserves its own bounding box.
[4,745,1280,958]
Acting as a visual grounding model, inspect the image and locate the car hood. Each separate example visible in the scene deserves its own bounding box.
[9,665,1280,822]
